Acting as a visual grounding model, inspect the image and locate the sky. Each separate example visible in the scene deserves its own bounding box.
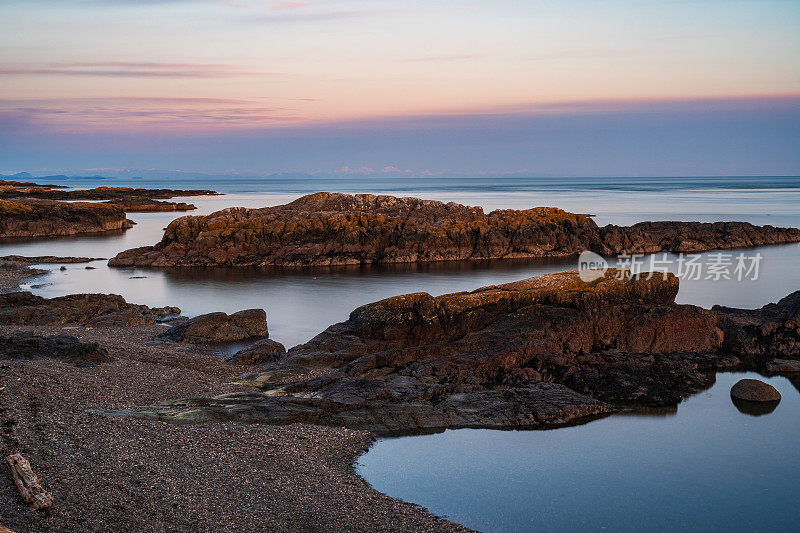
[1,0,799,177]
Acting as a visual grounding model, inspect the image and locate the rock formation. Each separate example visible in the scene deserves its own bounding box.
[107,192,800,268]
[0,292,179,327]
[159,309,268,343]
[0,332,111,365]
[0,199,134,238]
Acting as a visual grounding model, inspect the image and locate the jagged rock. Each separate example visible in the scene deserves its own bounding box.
[226,339,286,365]
[0,332,111,365]
[160,309,268,343]
[730,379,781,402]
[0,291,180,326]
[0,198,134,238]
[107,192,800,267]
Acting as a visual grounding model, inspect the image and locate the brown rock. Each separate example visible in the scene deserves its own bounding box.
[160,309,268,343]
[107,192,800,268]
[226,338,286,365]
[730,379,781,402]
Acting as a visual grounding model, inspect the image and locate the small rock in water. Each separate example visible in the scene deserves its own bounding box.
[85,266,95,270]
[59,265,66,271]
[730,379,781,402]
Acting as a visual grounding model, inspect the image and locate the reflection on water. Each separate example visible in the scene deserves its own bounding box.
[356,372,800,532]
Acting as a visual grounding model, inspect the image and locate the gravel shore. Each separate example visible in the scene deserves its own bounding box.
[0,264,468,532]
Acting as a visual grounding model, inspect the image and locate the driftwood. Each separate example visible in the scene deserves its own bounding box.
[5,453,53,510]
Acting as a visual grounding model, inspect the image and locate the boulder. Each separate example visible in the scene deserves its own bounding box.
[160,309,268,343]
[226,339,286,365]
[730,379,781,402]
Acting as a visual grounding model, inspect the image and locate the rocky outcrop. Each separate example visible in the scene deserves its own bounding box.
[0,292,179,327]
[107,193,800,268]
[730,379,781,402]
[159,309,268,343]
[104,198,196,212]
[110,271,729,433]
[0,332,111,365]
[115,270,800,434]
[226,339,287,365]
[0,199,134,238]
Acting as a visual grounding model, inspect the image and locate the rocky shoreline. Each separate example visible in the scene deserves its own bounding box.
[0,261,467,532]
[108,192,800,267]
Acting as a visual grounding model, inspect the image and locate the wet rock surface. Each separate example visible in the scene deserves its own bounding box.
[0,332,111,365]
[0,198,133,238]
[160,309,268,343]
[730,379,782,402]
[0,291,180,327]
[107,192,800,267]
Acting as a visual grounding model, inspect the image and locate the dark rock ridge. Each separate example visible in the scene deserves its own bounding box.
[730,379,781,402]
[0,332,111,365]
[111,270,799,434]
[159,309,268,343]
[107,192,800,268]
[0,198,134,238]
[0,291,180,326]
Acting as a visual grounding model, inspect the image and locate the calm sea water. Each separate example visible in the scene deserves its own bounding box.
[2,175,799,531]
[357,372,800,532]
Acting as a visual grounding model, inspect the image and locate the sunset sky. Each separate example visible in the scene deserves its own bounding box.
[1,0,799,176]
